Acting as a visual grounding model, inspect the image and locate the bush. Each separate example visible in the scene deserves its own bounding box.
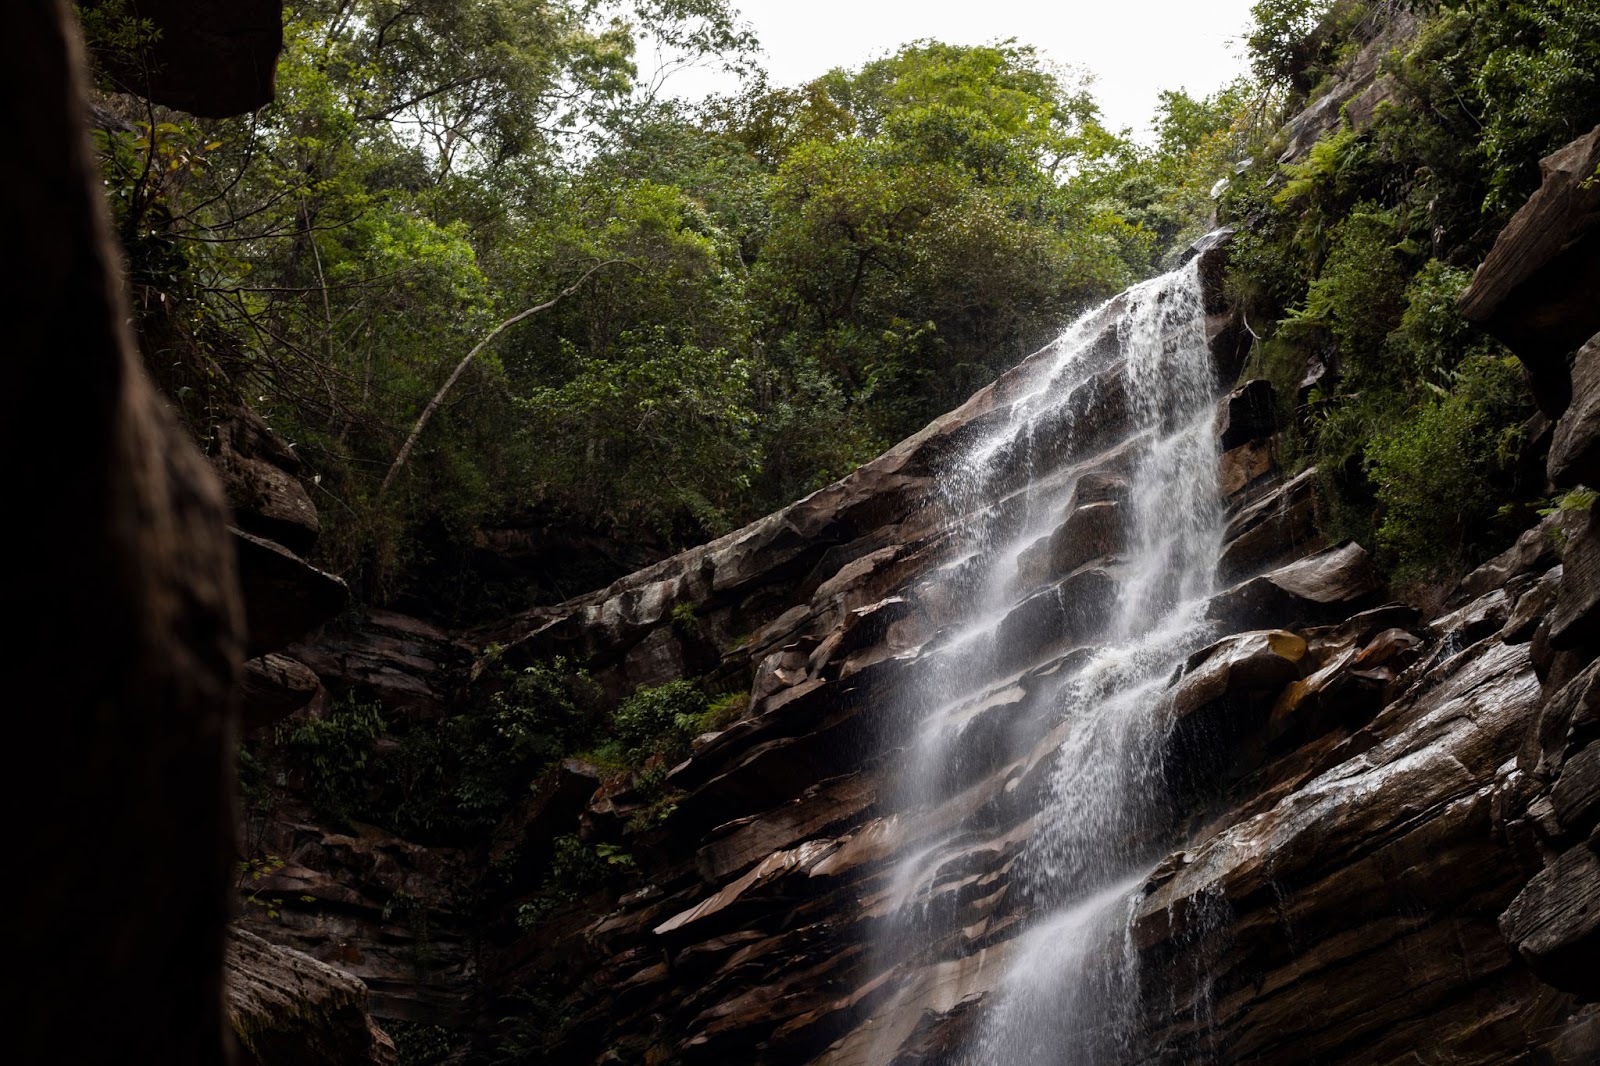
[1366,354,1530,578]
[457,661,602,818]
[1291,205,1410,372]
[611,679,708,761]
[283,697,387,824]
[514,833,634,927]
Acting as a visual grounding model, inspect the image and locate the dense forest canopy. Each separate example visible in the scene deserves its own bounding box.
[80,0,1600,619]
[80,0,1244,616]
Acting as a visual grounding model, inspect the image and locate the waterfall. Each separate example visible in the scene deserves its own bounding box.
[868,260,1226,1063]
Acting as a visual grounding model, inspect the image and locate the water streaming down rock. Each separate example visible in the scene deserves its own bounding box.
[870,261,1226,1063]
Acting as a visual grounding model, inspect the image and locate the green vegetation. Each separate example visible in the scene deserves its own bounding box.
[268,660,604,836]
[282,696,387,824]
[255,661,745,851]
[515,833,635,927]
[147,0,1598,914]
[80,3,1203,618]
[1218,0,1600,581]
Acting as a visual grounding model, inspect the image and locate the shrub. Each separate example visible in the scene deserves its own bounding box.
[1366,354,1530,578]
[456,660,602,819]
[1291,205,1409,377]
[611,679,708,761]
[283,697,387,824]
[514,834,634,927]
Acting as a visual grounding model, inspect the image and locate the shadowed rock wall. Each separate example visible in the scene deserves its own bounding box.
[9,2,245,1061]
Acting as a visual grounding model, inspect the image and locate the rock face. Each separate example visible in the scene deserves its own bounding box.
[1460,125,1600,417]
[9,3,252,1063]
[90,0,283,117]
[1274,11,1418,166]
[236,223,1600,1066]
[216,406,322,556]
[226,929,397,1066]
[8,6,393,1065]
[211,400,348,726]
[1549,333,1600,490]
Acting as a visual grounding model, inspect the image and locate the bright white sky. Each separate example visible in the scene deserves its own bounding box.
[652,0,1260,141]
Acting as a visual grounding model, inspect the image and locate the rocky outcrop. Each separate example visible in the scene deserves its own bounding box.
[210,402,348,726]
[479,439,1561,1065]
[9,3,258,1063]
[235,529,349,657]
[242,653,325,732]
[287,610,473,721]
[89,0,283,117]
[1217,467,1324,582]
[1549,333,1600,490]
[216,406,322,555]
[1134,577,1567,1064]
[1460,126,1600,418]
[236,803,479,1025]
[1274,11,1419,165]
[226,929,397,1066]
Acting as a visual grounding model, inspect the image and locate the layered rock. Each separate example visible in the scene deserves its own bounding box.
[211,405,348,726]
[1460,125,1600,417]
[226,929,398,1066]
[235,807,479,1025]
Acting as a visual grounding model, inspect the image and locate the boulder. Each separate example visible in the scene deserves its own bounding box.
[1016,499,1126,587]
[1217,467,1325,582]
[1219,438,1277,502]
[1456,517,1562,602]
[234,529,350,657]
[240,654,323,732]
[1550,509,1600,651]
[225,928,396,1066]
[1207,542,1381,632]
[994,563,1118,673]
[1498,843,1600,1000]
[1549,333,1600,489]
[215,407,320,555]
[1550,742,1600,836]
[1217,380,1277,450]
[1459,125,1600,417]
[1070,469,1131,507]
[1169,630,1309,724]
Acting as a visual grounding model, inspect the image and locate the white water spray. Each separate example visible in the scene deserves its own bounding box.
[870,261,1226,1064]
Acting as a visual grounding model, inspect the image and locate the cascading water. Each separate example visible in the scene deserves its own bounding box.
[868,259,1226,1064]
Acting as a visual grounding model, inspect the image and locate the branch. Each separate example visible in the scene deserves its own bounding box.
[376,259,636,498]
